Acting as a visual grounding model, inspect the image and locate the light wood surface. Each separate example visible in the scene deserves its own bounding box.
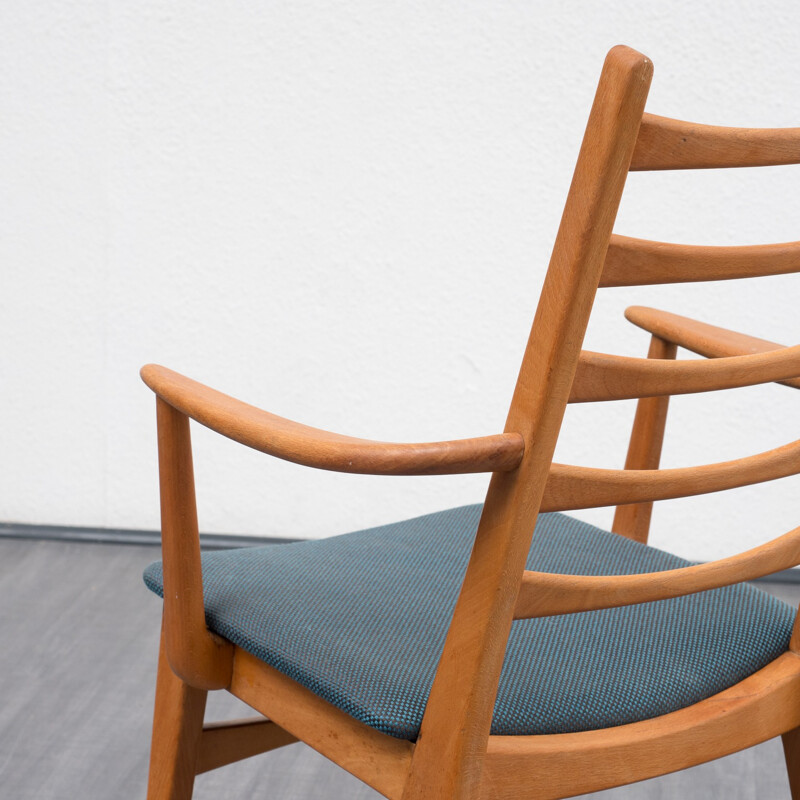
[142,365,524,476]
[630,112,800,171]
[147,629,208,800]
[483,652,800,800]
[541,437,800,511]
[155,398,233,691]
[196,717,298,775]
[514,522,800,618]
[784,727,800,798]
[601,236,800,286]
[230,648,413,800]
[625,306,800,389]
[570,342,800,402]
[611,335,676,541]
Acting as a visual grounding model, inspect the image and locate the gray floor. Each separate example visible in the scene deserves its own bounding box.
[0,537,797,799]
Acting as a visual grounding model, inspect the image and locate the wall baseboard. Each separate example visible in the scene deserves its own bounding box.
[1,520,798,583]
[0,521,298,550]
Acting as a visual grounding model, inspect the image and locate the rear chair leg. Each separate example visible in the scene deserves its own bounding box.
[783,727,800,799]
[147,630,208,800]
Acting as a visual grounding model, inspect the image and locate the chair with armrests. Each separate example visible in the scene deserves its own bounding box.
[140,45,800,799]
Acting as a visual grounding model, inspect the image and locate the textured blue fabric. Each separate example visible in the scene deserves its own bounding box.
[143,505,794,740]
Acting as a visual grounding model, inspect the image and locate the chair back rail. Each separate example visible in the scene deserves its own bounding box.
[600,235,800,287]
[571,345,800,402]
[631,112,800,171]
[514,522,800,619]
[543,437,800,511]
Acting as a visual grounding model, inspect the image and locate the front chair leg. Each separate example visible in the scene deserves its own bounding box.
[147,629,208,800]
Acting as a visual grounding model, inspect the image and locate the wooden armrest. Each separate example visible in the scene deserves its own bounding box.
[515,521,800,619]
[141,364,524,475]
[624,306,800,390]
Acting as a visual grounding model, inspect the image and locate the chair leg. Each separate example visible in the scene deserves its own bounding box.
[783,726,800,798]
[147,630,208,800]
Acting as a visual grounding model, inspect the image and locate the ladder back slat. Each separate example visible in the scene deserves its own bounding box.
[541,437,800,511]
[601,235,800,286]
[631,112,800,171]
[570,345,800,402]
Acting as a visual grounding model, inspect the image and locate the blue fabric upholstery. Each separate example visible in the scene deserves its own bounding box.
[143,505,794,740]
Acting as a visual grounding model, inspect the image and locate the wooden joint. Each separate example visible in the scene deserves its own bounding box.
[164,625,234,692]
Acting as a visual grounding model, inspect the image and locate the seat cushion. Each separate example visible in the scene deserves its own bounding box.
[143,505,794,740]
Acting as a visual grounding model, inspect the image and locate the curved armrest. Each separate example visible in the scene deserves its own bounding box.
[625,306,800,390]
[515,522,800,619]
[141,364,524,475]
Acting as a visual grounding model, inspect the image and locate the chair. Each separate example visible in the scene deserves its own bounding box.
[141,45,800,799]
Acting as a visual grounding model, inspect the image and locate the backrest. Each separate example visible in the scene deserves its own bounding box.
[405,46,800,796]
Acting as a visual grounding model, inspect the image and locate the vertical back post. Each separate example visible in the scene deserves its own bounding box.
[402,46,653,800]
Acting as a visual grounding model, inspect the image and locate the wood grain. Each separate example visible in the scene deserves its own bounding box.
[483,653,800,800]
[514,522,800,619]
[783,726,800,800]
[542,437,800,512]
[196,717,298,775]
[601,236,800,286]
[147,628,208,800]
[625,306,800,389]
[155,398,233,691]
[630,112,800,171]
[142,365,524,476]
[611,335,676,542]
[570,342,800,402]
[230,648,413,800]
[400,45,653,800]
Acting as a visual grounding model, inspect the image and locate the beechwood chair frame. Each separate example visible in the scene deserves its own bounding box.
[142,46,800,800]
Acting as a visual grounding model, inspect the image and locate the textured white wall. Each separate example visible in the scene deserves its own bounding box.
[2,1,799,562]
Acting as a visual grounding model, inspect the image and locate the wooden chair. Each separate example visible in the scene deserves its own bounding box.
[141,45,800,799]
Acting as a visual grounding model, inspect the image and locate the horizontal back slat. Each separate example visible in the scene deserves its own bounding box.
[541,437,800,511]
[631,112,800,170]
[514,523,800,619]
[601,235,800,286]
[570,345,800,402]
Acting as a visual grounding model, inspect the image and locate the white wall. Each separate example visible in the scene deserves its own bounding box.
[2,1,799,562]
